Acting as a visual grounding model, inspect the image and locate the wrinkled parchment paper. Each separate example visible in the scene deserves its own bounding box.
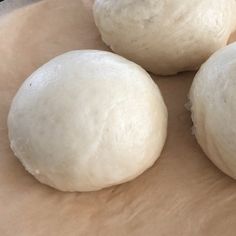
[0,0,236,235]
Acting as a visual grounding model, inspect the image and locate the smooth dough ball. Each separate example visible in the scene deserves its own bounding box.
[190,43,236,179]
[8,50,167,192]
[93,0,236,76]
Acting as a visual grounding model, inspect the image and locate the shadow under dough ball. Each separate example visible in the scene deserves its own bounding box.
[93,0,236,76]
[7,50,167,192]
[190,42,236,179]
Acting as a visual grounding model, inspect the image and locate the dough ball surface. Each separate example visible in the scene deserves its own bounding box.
[8,50,167,192]
[93,0,236,75]
[190,43,236,179]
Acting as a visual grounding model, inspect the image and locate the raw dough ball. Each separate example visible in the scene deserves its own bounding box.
[93,0,236,76]
[8,50,167,192]
[190,43,236,179]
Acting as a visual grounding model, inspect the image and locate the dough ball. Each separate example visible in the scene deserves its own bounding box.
[8,50,167,192]
[190,43,236,179]
[93,0,236,76]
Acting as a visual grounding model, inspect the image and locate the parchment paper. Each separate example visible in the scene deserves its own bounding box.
[0,0,236,235]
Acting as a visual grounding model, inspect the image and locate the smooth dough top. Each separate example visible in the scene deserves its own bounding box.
[8,50,167,191]
[190,43,236,179]
[93,0,236,75]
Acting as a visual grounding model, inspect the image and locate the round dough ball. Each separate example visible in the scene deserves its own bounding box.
[8,50,167,192]
[190,42,236,179]
[93,0,236,76]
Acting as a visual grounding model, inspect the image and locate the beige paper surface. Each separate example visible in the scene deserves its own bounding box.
[0,1,236,235]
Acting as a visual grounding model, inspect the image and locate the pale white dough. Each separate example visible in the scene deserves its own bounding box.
[93,0,236,75]
[190,43,236,179]
[8,50,167,192]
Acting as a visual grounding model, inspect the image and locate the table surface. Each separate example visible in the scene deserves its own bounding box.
[0,0,39,16]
